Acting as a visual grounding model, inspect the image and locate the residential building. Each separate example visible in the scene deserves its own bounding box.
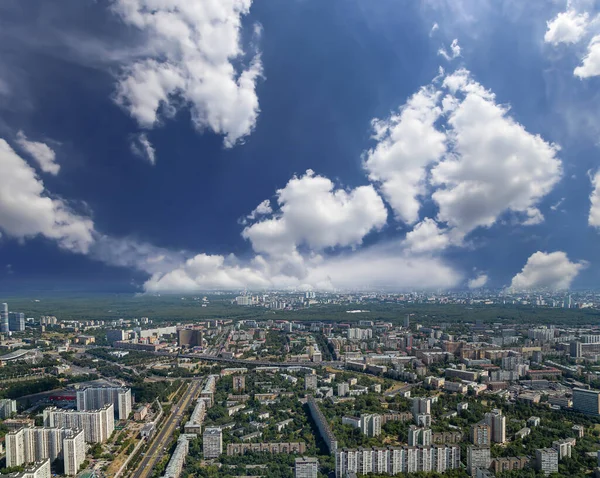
[233,375,245,393]
[0,399,17,419]
[337,383,349,397]
[203,427,223,459]
[573,388,600,415]
[161,434,195,478]
[536,448,558,475]
[360,414,382,438]
[305,374,318,391]
[471,424,491,446]
[467,446,491,476]
[307,395,338,455]
[227,442,305,455]
[484,409,506,444]
[408,426,432,446]
[552,438,575,459]
[62,429,86,476]
[76,386,132,420]
[6,427,85,476]
[6,459,51,478]
[295,457,318,478]
[43,405,115,443]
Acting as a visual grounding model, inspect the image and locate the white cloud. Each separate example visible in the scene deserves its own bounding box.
[0,139,94,253]
[431,69,562,238]
[403,218,450,253]
[430,23,439,36]
[15,131,60,175]
[243,170,388,256]
[510,251,586,290]
[364,87,446,224]
[144,243,462,292]
[112,0,262,148]
[247,199,272,220]
[589,170,600,228]
[438,39,461,61]
[575,35,600,78]
[545,9,589,45]
[130,132,156,165]
[467,273,488,289]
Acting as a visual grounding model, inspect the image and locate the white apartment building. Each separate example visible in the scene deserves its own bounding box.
[76,386,132,420]
[484,409,506,444]
[43,404,114,443]
[203,427,223,459]
[0,399,17,419]
[295,457,318,478]
[6,427,85,476]
[335,446,460,477]
[11,459,51,478]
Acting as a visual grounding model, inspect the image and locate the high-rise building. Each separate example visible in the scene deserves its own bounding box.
[233,375,245,393]
[6,427,84,476]
[412,397,432,417]
[305,374,318,391]
[484,410,506,444]
[295,457,318,478]
[1,303,9,334]
[570,341,583,359]
[536,448,559,475]
[360,414,382,437]
[203,427,223,459]
[467,446,491,476]
[177,329,203,348]
[9,459,51,478]
[573,388,600,415]
[76,386,132,420]
[0,399,17,419]
[337,383,349,397]
[43,405,115,443]
[404,315,410,329]
[471,424,491,446]
[62,429,86,476]
[106,329,127,344]
[8,312,25,332]
[408,426,432,446]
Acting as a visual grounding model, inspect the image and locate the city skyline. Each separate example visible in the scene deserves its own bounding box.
[1,1,600,293]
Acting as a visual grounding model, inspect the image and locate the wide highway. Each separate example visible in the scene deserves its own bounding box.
[131,379,203,478]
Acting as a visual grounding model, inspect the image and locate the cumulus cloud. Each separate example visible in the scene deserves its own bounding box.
[112,0,262,148]
[589,170,600,228]
[130,132,156,165]
[438,39,461,61]
[247,199,272,220]
[364,87,446,224]
[243,170,388,256]
[367,68,561,248]
[430,23,439,36]
[545,9,589,45]
[0,139,93,253]
[468,273,488,289]
[510,251,586,290]
[15,131,60,175]
[575,35,600,78]
[431,69,562,238]
[403,218,450,254]
[144,244,462,292]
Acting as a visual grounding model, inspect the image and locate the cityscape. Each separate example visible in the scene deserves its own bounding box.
[4,0,600,477]
[0,295,599,477]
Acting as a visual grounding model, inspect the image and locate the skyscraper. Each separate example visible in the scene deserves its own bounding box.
[9,312,25,332]
[1,303,9,334]
[295,457,318,478]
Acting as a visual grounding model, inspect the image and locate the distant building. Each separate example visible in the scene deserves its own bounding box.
[233,375,245,393]
[0,303,8,334]
[106,329,127,344]
[305,374,318,391]
[177,329,203,348]
[573,388,600,415]
[203,427,222,459]
[8,312,25,332]
[4,459,50,478]
[0,399,17,419]
[570,341,583,359]
[43,405,114,443]
[484,409,506,444]
[467,446,491,476]
[295,457,318,478]
[76,386,132,420]
[536,448,558,475]
[471,424,490,446]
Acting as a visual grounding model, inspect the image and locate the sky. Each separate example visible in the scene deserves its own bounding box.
[1,0,600,293]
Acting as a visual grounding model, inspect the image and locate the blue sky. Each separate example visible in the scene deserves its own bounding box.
[1,0,600,292]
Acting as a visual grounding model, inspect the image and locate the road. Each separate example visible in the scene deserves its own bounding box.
[130,380,203,478]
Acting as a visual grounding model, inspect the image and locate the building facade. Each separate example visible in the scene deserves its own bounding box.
[43,405,115,443]
[295,457,318,478]
[76,386,132,420]
[203,427,223,459]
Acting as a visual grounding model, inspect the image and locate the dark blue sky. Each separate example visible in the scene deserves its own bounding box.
[0,0,599,292]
